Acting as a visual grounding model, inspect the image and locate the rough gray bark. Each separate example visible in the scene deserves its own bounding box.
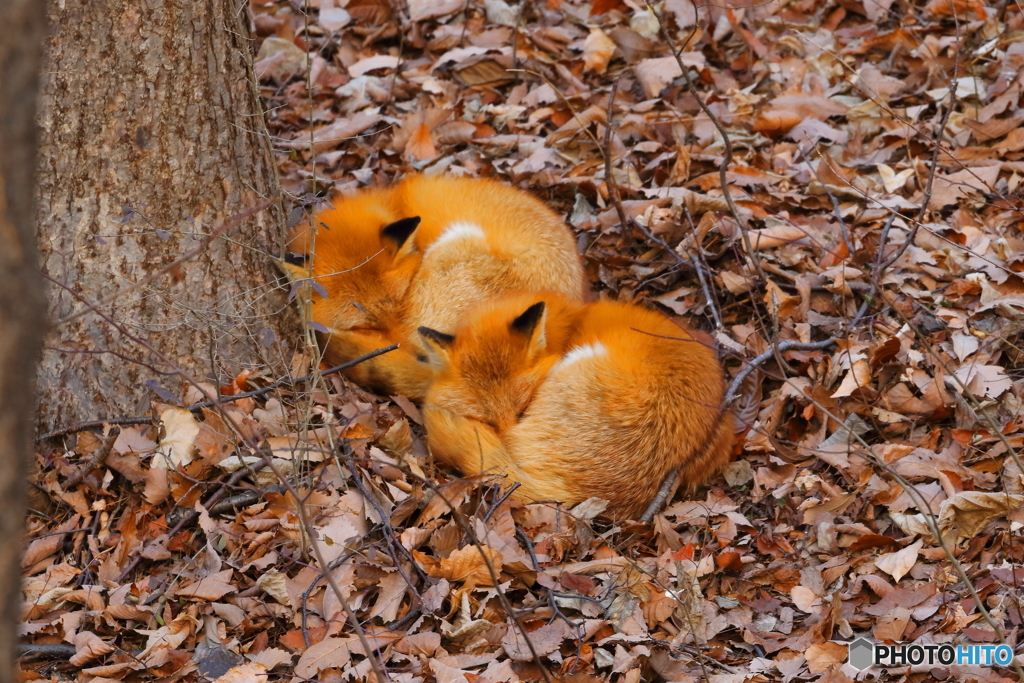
[0,1,48,680]
[35,0,297,432]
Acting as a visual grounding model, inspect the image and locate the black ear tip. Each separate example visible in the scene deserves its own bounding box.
[382,216,422,247]
[511,301,546,335]
[283,252,307,266]
[418,326,455,347]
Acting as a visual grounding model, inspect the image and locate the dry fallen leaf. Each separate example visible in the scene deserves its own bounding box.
[747,224,809,250]
[214,663,268,683]
[154,408,201,469]
[501,619,573,661]
[937,491,1024,545]
[633,54,704,98]
[70,631,115,667]
[832,358,872,398]
[583,28,617,74]
[875,539,923,583]
[295,637,353,678]
[255,571,291,607]
[753,110,803,136]
[414,544,504,586]
[176,570,237,601]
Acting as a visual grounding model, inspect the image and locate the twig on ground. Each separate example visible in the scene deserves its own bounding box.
[24,527,93,540]
[516,526,586,672]
[301,550,358,648]
[180,343,400,411]
[17,643,79,660]
[458,0,473,45]
[602,78,630,234]
[724,339,837,406]
[803,158,853,255]
[343,444,429,592]
[63,427,121,488]
[634,218,723,329]
[640,466,681,522]
[483,481,521,523]
[204,485,286,517]
[649,639,741,675]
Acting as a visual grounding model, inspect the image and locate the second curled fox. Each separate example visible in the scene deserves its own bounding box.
[284,175,585,400]
[419,293,734,519]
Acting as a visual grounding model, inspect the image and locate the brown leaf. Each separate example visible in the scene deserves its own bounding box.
[453,56,515,86]
[154,408,201,469]
[434,121,478,146]
[747,224,809,250]
[559,572,596,594]
[394,632,441,657]
[256,571,291,607]
[501,619,572,661]
[583,28,617,74]
[294,637,353,677]
[214,663,268,683]
[923,0,987,19]
[936,491,1024,545]
[176,569,236,601]
[414,545,503,586]
[279,111,383,153]
[805,642,849,674]
[23,514,82,569]
[405,123,436,161]
[248,649,293,671]
[752,110,803,136]
[429,659,472,683]
[368,571,407,621]
[928,165,1001,209]
[70,631,115,667]
[715,551,743,571]
[874,539,923,583]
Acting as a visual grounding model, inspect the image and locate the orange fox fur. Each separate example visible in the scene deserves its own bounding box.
[419,293,734,519]
[283,175,585,400]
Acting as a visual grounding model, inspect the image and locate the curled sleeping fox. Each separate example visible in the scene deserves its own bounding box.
[281,175,585,399]
[418,293,734,519]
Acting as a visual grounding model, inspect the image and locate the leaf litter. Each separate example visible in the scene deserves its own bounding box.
[22,0,1024,681]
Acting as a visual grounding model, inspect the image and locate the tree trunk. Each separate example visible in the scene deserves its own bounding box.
[35,0,297,433]
[0,1,48,680]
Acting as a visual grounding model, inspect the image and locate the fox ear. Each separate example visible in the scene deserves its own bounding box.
[381,216,421,250]
[418,326,454,369]
[510,301,547,358]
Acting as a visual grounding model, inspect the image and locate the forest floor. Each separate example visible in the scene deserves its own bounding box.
[21,0,1024,682]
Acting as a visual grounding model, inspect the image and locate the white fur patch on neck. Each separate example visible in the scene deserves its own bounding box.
[425,221,487,255]
[551,341,607,374]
